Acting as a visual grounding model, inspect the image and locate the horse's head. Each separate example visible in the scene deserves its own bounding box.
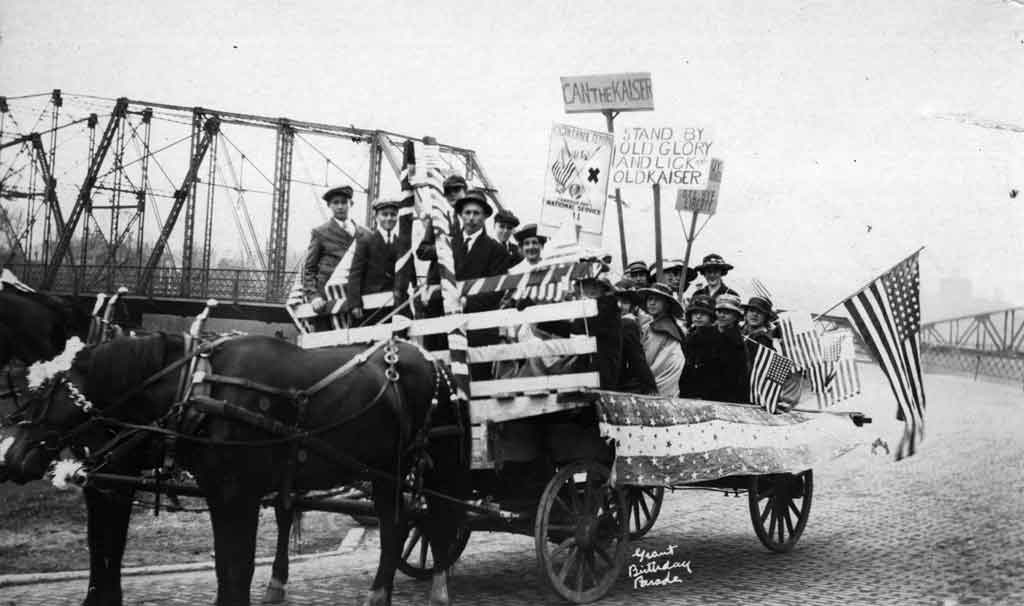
[0,332,186,483]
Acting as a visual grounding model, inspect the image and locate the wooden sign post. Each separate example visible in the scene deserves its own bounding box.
[560,72,655,271]
[675,158,724,299]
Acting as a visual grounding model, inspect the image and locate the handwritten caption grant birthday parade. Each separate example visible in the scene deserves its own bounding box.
[629,545,693,590]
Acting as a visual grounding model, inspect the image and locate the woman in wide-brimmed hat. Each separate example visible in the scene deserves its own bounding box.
[714,294,750,404]
[637,282,686,396]
[679,295,724,400]
[741,296,777,350]
[612,279,657,394]
[691,253,739,302]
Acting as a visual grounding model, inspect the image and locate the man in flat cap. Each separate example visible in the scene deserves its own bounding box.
[346,197,412,324]
[624,260,652,289]
[493,208,523,266]
[303,185,370,316]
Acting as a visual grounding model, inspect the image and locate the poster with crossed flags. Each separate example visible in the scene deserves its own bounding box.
[539,123,613,248]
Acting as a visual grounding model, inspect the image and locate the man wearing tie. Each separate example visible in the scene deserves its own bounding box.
[347,198,410,324]
[454,189,511,379]
[303,185,370,316]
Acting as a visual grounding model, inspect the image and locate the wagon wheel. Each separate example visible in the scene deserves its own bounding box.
[535,460,629,603]
[397,518,472,580]
[748,470,813,553]
[625,486,664,540]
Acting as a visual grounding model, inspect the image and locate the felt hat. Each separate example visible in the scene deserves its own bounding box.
[371,197,402,212]
[637,282,685,318]
[613,279,643,305]
[715,293,744,316]
[695,253,734,274]
[453,188,493,218]
[443,174,468,193]
[322,185,354,202]
[513,223,547,245]
[624,260,649,275]
[685,294,716,320]
[661,258,699,283]
[494,208,520,228]
[742,296,776,320]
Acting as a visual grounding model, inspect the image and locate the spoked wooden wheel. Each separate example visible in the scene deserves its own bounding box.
[748,470,813,553]
[535,460,629,603]
[397,518,472,580]
[625,486,664,540]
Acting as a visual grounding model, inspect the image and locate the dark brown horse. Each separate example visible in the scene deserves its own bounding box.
[0,332,308,606]
[2,333,469,606]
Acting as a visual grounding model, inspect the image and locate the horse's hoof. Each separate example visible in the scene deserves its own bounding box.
[261,586,286,604]
[360,587,390,606]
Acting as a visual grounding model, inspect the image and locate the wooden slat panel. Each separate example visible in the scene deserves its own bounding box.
[293,291,394,320]
[299,324,393,349]
[298,299,599,349]
[469,392,595,424]
[469,372,600,398]
[428,336,596,364]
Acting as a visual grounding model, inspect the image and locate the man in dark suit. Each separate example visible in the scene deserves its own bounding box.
[453,189,511,379]
[303,185,370,316]
[415,174,468,350]
[346,198,411,324]
[493,208,523,266]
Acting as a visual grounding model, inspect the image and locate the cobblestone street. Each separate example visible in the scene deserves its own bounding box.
[3,371,1023,605]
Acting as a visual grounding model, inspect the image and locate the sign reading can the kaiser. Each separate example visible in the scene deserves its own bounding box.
[540,123,614,247]
[612,126,714,189]
[561,73,655,114]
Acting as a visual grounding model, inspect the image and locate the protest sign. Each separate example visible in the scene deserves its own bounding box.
[539,123,614,247]
[561,73,654,114]
[612,126,714,189]
[676,158,724,215]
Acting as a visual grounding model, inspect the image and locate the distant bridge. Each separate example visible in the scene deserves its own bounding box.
[920,307,1024,384]
[0,90,500,318]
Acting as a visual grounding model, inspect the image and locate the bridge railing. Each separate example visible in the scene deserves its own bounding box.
[921,307,1024,355]
[9,262,296,305]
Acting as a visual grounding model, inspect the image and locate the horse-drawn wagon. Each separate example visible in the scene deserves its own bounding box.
[1,254,871,606]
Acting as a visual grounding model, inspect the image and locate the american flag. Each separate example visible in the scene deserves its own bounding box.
[843,251,925,460]
[778,311,824,370]
[551,142,578,194]
[749,343,796,414]
[750,278,772,301]
[805,329,862,409]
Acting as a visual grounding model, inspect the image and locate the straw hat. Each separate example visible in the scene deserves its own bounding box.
[637,282,684,318]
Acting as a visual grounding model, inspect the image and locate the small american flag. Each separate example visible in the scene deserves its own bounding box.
[749,343,795,414]
[806,330,862,409]
[750,278,772,301]
[778,311,824,371]
[843,251,925,460]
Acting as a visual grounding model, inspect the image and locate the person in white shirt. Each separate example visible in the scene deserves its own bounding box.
[507,223,547,273]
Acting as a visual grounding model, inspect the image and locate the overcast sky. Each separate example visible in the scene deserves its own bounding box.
[1,0,1022,313]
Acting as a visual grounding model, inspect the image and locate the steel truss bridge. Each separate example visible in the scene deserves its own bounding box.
[921,307,1024,384]
[0,90,501,316]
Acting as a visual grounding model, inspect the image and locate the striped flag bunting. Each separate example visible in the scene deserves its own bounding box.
[595,393,868,486]
[0,268,35,292]
[750,277,772,301]
[749,343,796,414]
[459,259,603,301]
[805,330,862,409]
[842,251,925,460]
[323,240,357,315]
[778,311,824,371]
